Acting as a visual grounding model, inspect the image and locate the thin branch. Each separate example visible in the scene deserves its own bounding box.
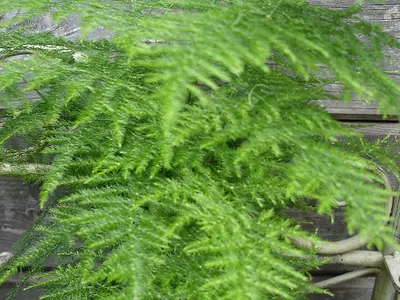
[0,163,50,175]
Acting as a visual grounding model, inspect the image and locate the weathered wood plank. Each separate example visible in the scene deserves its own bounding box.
[0,273,376,300]
[317,101,398,121]
[0,278,376,300]
[0,270,377,299]
[0,282,41,300]
[342,122,400,136]
[310,1,399,9]
[1,276,376,300]
[0,177,39,253]
[2,1,400,121]
[309,1,400,120]
[1,278,375,300]
[309,276,375,300]
[285,207,351,242]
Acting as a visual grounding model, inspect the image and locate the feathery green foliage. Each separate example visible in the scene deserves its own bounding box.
[0,1,399,299]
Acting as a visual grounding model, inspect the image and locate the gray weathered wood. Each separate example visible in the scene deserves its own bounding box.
[1,1,400,122]
[1,277,376,300]
[317,101,398,121]
[342,122,400,136]
[310,0,400,120]
[309,276,375,300]
[0,283,41,300]
[285,207,351,242]
[0,177,39,253]
[0,277,377,300]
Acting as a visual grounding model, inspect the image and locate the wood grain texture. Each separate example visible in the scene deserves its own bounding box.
[0,273,376,300]
[1,276,376,300]
[342,122,400,136]
[309,0,400,120]
[1,278,375,300]
[0,177,39,253]
[0,283,42,300]
[309,276,375,300]
[0,274,377,300]
[285,207,351,242]
[319,101,398,121]
[2,1,400,121]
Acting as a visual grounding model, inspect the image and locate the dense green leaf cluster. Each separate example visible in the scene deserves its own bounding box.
[0,1,399,299]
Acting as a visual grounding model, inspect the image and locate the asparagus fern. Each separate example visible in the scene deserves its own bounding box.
[0,1,399,299]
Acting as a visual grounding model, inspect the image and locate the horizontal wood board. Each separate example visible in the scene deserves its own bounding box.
[0,283,42,300]
[0,178,39,253]
[1,1,399,120]
[309,0,400,120]
[0,276,377,300]
[309,276,376,300]
[0,275,377,300]
[1,1,400,120]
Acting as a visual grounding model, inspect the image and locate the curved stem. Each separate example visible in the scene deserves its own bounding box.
[285,250,384,268]
[291,166,393,255]
[0,163,49,175]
